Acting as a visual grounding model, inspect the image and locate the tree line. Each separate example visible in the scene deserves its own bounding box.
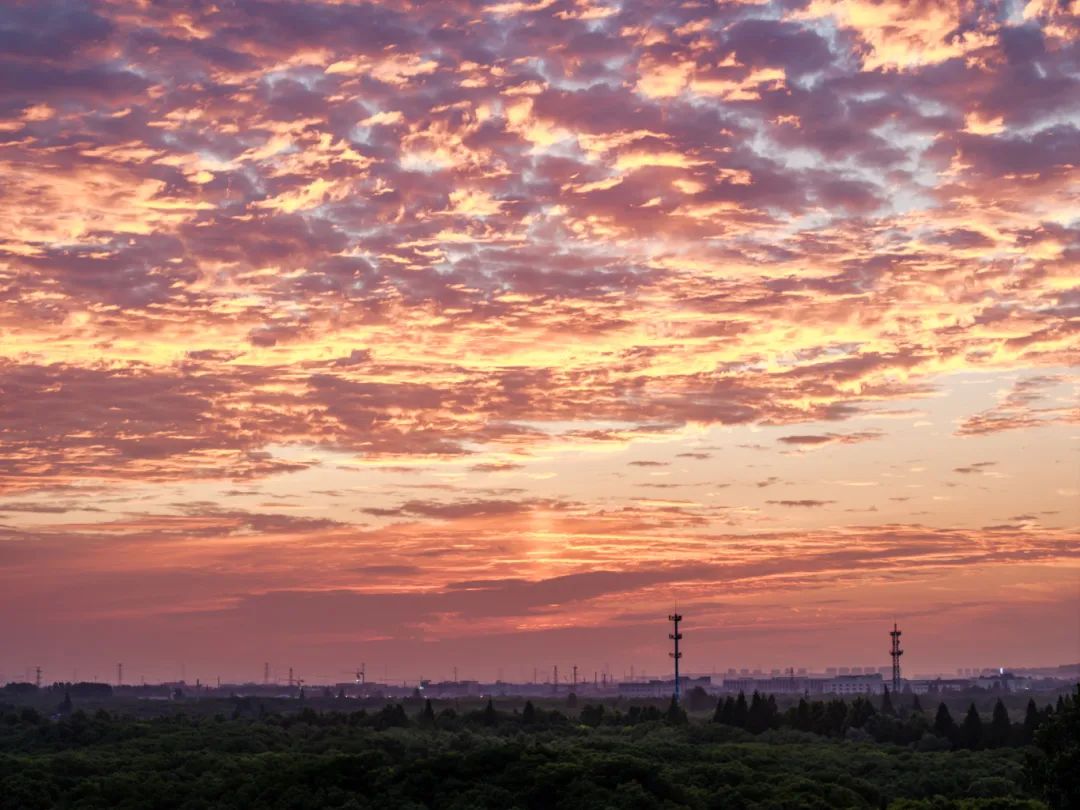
[699,687,1062,749]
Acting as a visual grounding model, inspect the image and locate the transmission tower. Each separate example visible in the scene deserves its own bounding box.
[889,623,903,693]
[669,612,683,702]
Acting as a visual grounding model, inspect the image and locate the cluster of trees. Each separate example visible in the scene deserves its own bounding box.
[702,689,1059,750]
[0,685,1074,809]
[0,707,1050,810]
[1,682,114,699]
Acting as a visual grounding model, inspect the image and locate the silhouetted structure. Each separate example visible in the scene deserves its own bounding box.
[890,623,903,693]
[669,612,683,702]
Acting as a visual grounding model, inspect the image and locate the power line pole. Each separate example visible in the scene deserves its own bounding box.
[117,663,123,686]
[669,611,683,703]
[572,665,578,690]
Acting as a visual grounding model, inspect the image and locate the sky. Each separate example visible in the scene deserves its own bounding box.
[0,0,1077,687]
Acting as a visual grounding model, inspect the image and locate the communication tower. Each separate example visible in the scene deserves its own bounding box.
[669,612,683,702]
[889,623,903,692]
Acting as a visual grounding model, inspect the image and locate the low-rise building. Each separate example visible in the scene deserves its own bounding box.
[617,676,711,698]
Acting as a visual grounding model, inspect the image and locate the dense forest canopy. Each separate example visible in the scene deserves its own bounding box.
[0,684,1075,809]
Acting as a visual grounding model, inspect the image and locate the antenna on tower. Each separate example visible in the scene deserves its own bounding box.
[669,611,683,703]
[889,622,903,693]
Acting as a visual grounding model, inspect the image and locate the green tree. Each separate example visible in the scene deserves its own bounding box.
[934,702,957,744]
[849,696,877,729]
[481,699,498,726]
[712,696,732,724]
[766,694,779,728]
[987,698,1011,748]
[579,704,604,726]
[881,686,895,716]
[419,699,435,726]
[522,700,536,725]
[794,697,811,732]
[1023,698,1042,743]
[732,691,748,728]
[685,685,711,712]
[665,695,687,725]
[1025,684,1080,809]
[960,703,983,749]
[747,691,769,733]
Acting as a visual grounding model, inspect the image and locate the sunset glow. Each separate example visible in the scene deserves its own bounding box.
[1,0,1077,685]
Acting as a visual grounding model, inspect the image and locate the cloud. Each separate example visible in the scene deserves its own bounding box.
[953,461,997,474]
[766,499,836,508]
[778,431,884,447]
[958,376,1078,436]
[0,0,1076,677]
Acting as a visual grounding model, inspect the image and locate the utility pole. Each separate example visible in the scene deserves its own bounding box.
[288,667,294,688]
[669,611,683,703]
[890,623,903,693]
[553,665,558,693]
[117,663,123,686]
[264,662,269,684]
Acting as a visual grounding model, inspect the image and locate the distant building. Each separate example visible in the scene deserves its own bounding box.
[722,675,820,695]
[973,673,1033,692]
[423,680,481,698]
[822,674,884,696]
[617,677,711,698]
